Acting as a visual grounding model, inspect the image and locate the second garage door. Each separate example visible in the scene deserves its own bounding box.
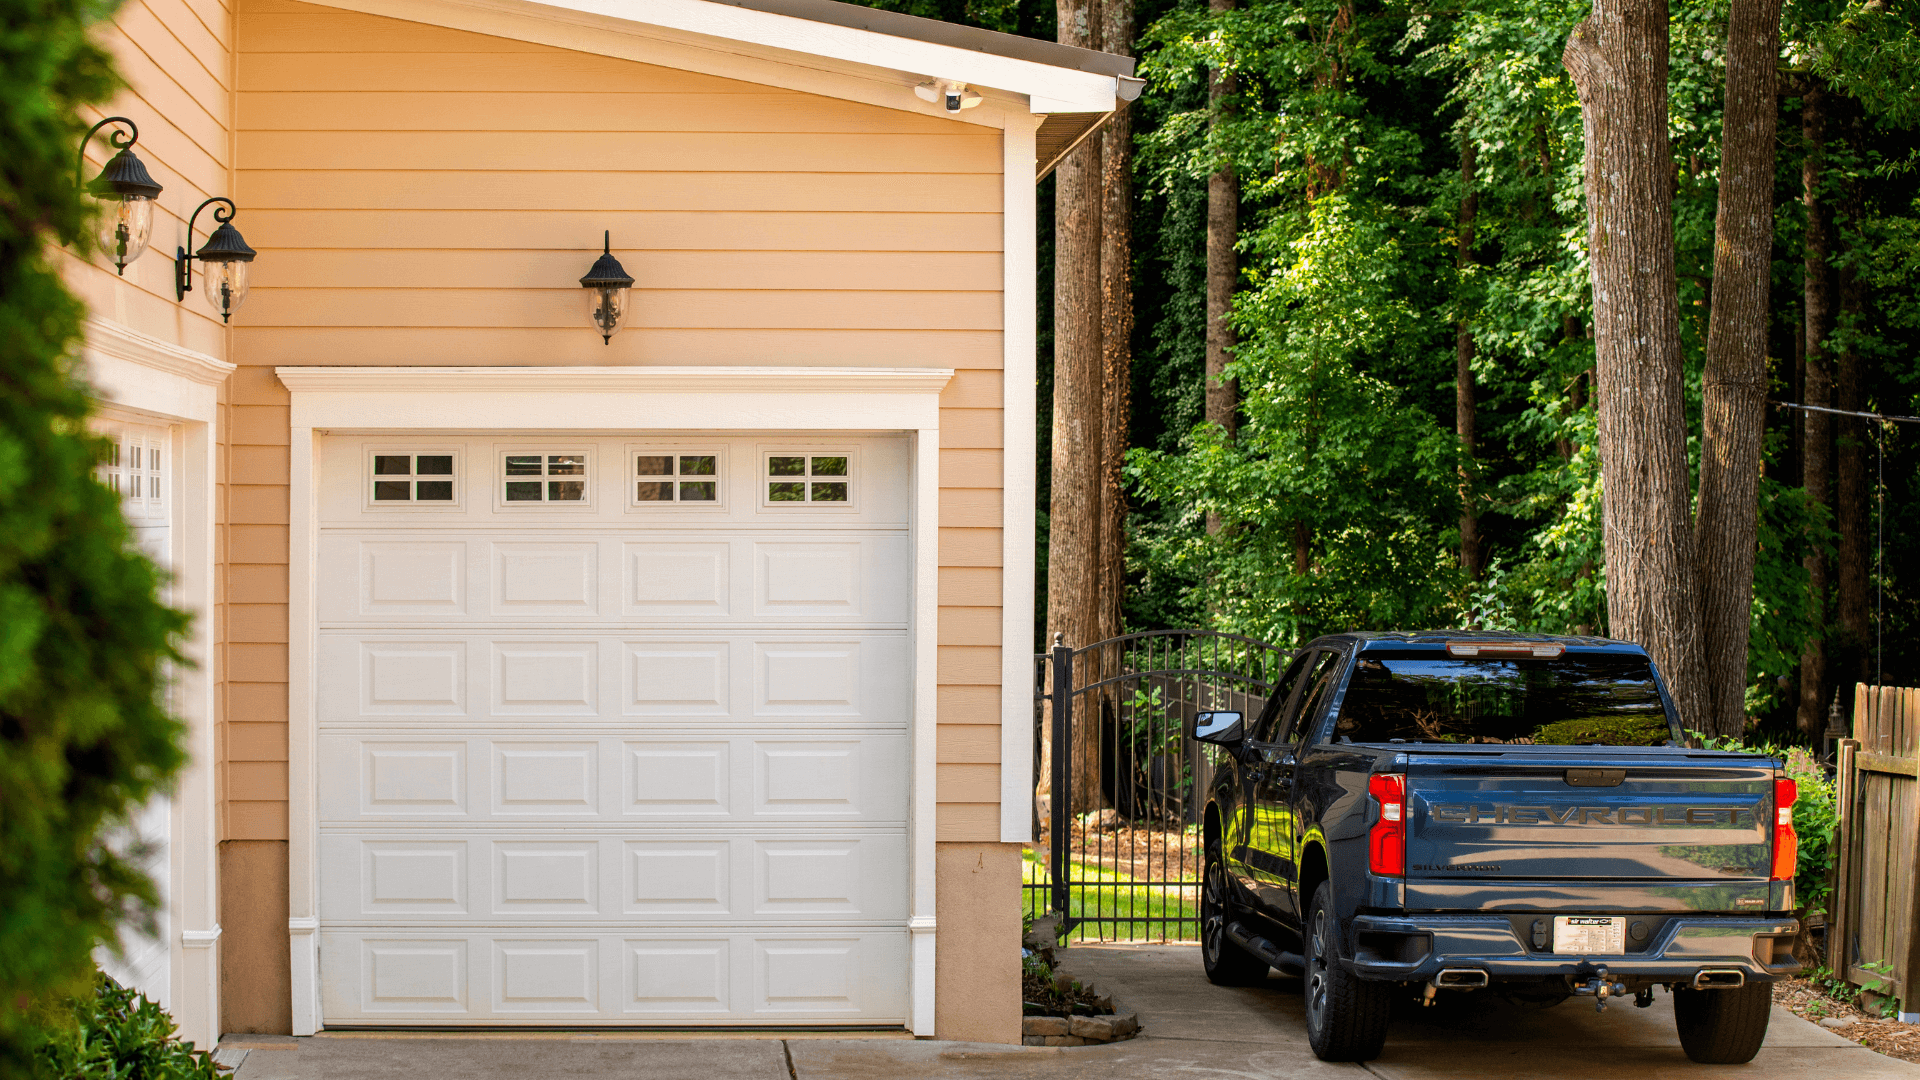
[313,433,911,1025]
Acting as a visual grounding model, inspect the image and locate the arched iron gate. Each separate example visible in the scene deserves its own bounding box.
[1030,630,1290,941]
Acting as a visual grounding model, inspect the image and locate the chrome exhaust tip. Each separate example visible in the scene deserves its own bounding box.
[1692,969,1746,989]
[1435,968,1490,988]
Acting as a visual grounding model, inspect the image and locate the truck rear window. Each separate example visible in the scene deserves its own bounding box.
[1331,652,1674,745]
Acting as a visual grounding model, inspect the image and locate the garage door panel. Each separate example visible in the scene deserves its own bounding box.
[624,542,731,616]
[323,734,905,824]
[322,633,906,725]
[321,531,905,630]
[353,938,471,1015]
[319,537,472,621]
[321,740,471,819]
[320,930,908,1024]
[753,636,907,718]
[624,641,730,716]
[492,742,600,816]
[624,742,730,815]
[325,831,902,923]
[751,536,909,623]
[491,640,600,715]
[489,541,603,616]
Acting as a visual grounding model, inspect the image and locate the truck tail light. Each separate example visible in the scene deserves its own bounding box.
[1771,776,1798,881]
[1369,773,1407,876]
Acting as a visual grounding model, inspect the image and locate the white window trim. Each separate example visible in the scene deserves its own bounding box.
[276,364,951,1037]
[82,317,231,1052]
[626,444,727,510]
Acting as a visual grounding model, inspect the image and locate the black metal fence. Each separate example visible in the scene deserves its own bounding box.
[1028,630,1289,941]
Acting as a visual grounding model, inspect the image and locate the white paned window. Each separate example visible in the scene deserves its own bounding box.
[501,452,590,504]
[369,451,459,504]
[97,424,168,520]
[764,453,851,504]
[633,452,719,504]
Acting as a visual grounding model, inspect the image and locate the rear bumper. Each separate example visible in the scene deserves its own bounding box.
[1347,913,1801,984]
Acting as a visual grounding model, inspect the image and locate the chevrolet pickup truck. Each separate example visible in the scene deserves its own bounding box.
[1190,632,1800,1064]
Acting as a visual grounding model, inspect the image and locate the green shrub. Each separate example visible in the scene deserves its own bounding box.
[0,0,193,1066]
[1689,735,1837,912]
[30,972,218,1080]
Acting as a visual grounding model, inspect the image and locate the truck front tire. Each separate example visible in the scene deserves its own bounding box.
[1201,846,1269,986]
[1303,881,1392,1061]
[1673,983,1772,1064]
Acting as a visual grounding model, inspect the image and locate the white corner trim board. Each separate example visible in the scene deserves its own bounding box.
[999,116,1039,844]
[277,365,951,1037]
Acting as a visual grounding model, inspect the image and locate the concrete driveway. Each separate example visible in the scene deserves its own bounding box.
[224,944,1918,1080]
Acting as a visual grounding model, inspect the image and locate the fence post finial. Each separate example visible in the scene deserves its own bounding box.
[1052,631,1063,648]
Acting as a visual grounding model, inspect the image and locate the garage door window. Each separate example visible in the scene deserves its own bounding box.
[97,423,168,520]
[500,452,590,505]
[368,451,458,505]
[634,452,719,504]
[765,453,851,504]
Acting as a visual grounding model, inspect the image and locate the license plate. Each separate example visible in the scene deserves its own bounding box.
[1553,916,1625,954]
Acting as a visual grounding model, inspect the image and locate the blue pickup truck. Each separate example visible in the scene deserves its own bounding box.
[1190,631,1800,1065]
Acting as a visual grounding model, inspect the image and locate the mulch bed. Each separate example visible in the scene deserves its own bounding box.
[1772,977,1920,1063]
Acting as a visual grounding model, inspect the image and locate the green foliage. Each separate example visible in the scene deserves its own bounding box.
[29,973,219,1080]
[0,0,193,1065]
[1688,736,1837,912]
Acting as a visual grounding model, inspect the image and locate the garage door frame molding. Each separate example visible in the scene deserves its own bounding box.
[277,365,953,1035]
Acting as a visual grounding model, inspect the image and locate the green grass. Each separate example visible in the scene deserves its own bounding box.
[1023,849,1202,942]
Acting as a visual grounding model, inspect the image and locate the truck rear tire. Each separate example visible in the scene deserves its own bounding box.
[1201,847,1269,986]
[1673,983,1772,1064]
[1303,882,1392,1061]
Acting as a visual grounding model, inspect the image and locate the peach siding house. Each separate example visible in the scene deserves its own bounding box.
[71,0,1133,1046]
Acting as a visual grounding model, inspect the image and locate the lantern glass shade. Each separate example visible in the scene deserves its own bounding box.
[586,284,631,341]
[202,258,250,320]
[96,194,154,273]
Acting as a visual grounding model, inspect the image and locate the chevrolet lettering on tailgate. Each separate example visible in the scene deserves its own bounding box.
[1429,804,1758,825]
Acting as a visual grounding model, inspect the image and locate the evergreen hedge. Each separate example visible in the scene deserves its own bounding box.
[0,0,194,1068]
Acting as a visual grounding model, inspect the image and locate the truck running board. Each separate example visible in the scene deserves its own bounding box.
[1225,922,1306,976]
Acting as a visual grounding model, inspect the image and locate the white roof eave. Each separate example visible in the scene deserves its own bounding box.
[333,0,1123,113]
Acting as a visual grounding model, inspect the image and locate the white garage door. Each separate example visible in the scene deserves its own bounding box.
[95,421,175,1007]
[314,434,911,1025]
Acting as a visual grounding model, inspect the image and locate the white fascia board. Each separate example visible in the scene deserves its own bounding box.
[312,0,1118,114]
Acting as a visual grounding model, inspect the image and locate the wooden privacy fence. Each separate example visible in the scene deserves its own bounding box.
[1829,683,1920,1021]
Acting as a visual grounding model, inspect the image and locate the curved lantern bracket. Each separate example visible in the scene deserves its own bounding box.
[177,196,237,301]
[76,116,139,190]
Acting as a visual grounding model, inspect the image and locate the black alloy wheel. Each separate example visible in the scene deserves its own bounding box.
[1302,881,1392,1061]
[1201,845,1268,986]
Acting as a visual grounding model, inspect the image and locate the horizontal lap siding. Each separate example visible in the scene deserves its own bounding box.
[234,0,1006,842]
[69,0,240,831]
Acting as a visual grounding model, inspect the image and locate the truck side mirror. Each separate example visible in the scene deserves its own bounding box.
[1190,710,1245,745]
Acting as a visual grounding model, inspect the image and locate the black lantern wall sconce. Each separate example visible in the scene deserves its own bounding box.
[78,117,164,275]
[580,231,634,344]
[176,197,257,324]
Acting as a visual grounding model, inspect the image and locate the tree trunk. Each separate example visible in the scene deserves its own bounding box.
[1563,0,1709,731]
[1097,0,1133,649]
[1456,136,1481,582]
[1204,0,1237,537]
[1048,0,1104,813]
[1690,0,1781,738]
[1798,79,1832,740]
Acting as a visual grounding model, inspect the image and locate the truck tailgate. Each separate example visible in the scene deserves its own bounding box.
[1400,750,1777,912]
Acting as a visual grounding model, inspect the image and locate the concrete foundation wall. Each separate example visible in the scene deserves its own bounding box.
[935,842,1023,1044]
[219,840,291,1034]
